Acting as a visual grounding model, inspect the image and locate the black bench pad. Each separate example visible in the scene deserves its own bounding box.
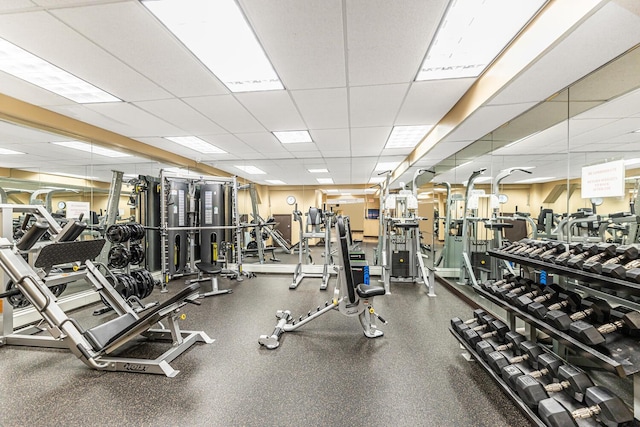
[356,283,386,298]
[196,262,222,274]
[84,283,200,352]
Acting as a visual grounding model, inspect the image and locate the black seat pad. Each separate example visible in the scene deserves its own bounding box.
[84,283,200,352]
[196,262,222,274]
[356,283,386,298]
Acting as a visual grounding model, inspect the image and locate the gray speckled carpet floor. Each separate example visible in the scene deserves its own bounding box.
[0,259,532,427]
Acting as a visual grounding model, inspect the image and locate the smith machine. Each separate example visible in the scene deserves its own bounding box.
[159,170,246,295]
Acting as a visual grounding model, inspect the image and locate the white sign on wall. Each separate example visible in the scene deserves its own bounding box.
[581,159,625,198]
[66,201,90,220]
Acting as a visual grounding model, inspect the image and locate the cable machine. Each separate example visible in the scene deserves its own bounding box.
[290,205,333,290]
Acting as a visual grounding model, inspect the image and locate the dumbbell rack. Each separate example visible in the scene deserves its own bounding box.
[486,247,640,420]
[449,326,600,427]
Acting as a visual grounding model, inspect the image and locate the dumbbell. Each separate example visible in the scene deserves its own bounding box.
[553,243,598,266]
[502,282,542,304]
[487,341,545,372]
[513,240,548,256]
[514,283,563,309]
[515,365,594,408]
[452,311,494,335]
[475,331,525,361]
[544,296,610,331]
[531,241,565,261]
[527,289,582,319]
[583,244,639,274]
[479,274,516,292]
[450,309,487,332]
[570,305,640,346]
[567,243,617,269]
[501,353,564,389]
[525,241,563,259]
[462,319,508,347]
[490,277,533,297]
[538,386,633,427]
[500,239,534,253]
[603,257,640,281]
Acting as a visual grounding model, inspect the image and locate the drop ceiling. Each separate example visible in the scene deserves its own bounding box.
[0,0,638,190]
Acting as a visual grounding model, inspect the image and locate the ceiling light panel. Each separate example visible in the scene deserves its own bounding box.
[235,165,266,174]
[417,0,546,81]
[273,130,313,144]
[0,147,24,155]
[165,136,226,154]
[265,179,285,184]
[308,168,328,173]
[0,38,121,103]
[143,0,283,93]
[385,125,433,149]
[52,141,131,158]
[317,178,334,184]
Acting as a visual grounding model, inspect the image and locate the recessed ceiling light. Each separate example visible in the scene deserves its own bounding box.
[416,0,545,81]
[514,176,556,184]
[0,38,120,103]
[317,178,334,184]
[385,125,433,149]
[235,165,266,175]
[165,136,226,154]
[273,131,313,144]
[143,0,283,93]
[0,147,24,155]
[265,179,285,185]
[52,141,131,158]
[308,168,328,173]
[375,161,400,172]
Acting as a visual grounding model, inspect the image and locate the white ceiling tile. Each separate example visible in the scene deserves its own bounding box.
[185,95,265,133]
[291,88,349,129]
[350,127,391,155]
[0,10,170,102]
[346,0,448,86]
[0,0,36,13]
[133,99,226,135]
[235,91,305,131]
[350,84,408,128]
[51,2,229,98]
[396,79,475,125]
[310,129,350,152]
[83,103,183,137]
[241,0,346,90]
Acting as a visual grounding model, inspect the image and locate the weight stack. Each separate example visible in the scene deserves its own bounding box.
[167,181,188,275]
[200,183,225,264]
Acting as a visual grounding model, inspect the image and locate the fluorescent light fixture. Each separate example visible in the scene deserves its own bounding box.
[514,176,556,184]
[433,188,447,192]
[369,177,386,184]
[165,136,226,154]
[0,38,120,103]
[317,178,334,184]
[143,0,283,93]
[364,188,377,194]
[375,161,400,172]
[273,131,312,144]
[308,168,328,173]
[235,165,266,175]
[417,0,545,80]
[52,141,131,158]
[385,125,433,149]
[624,158,640,167]
[0,147,24,155]
[265,179,285,185]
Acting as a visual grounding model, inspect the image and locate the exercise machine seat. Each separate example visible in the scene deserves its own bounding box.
[195,262,222,275]
[356,283,386,298]
[84,283,200,352]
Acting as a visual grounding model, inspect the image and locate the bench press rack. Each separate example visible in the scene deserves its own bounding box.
[0,237,212,377]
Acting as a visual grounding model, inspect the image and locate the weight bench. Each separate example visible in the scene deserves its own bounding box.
[0,237,212,377]
[186,262,232,298]
[259,216,387,349]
